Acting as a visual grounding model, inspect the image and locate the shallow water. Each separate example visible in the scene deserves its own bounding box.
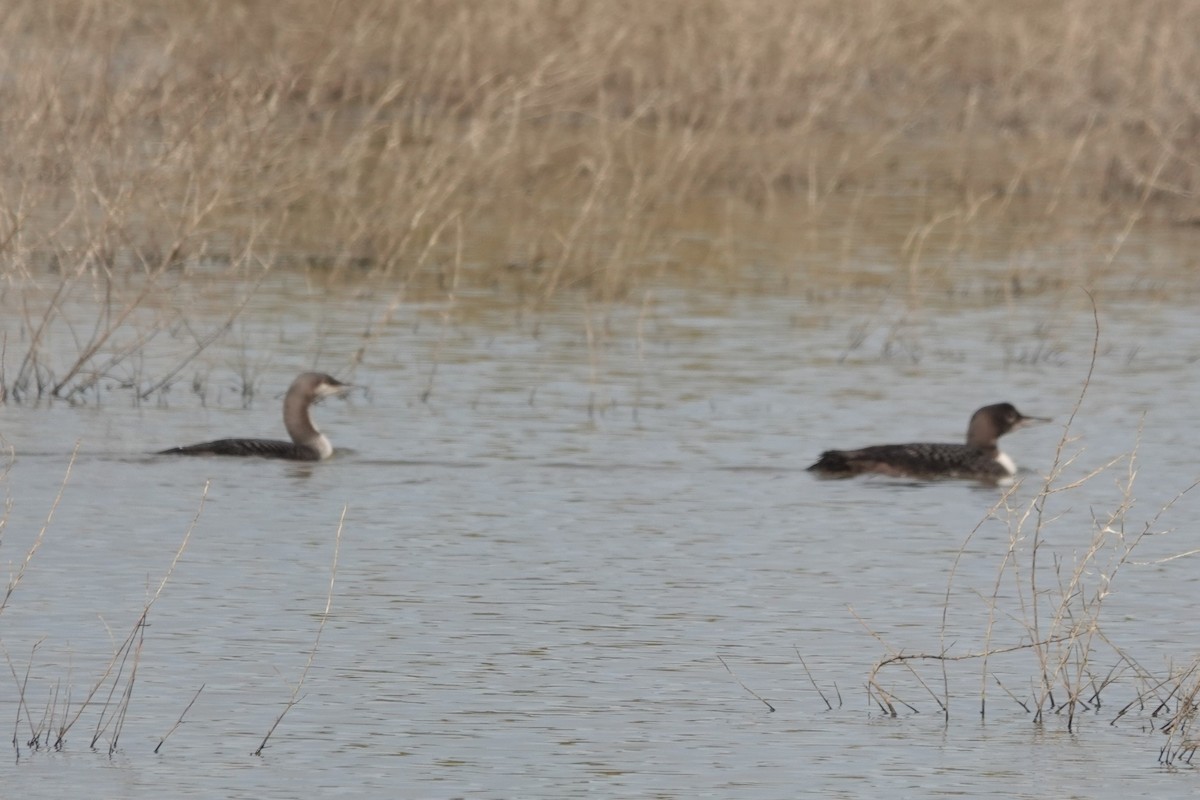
[2,258,1200,797]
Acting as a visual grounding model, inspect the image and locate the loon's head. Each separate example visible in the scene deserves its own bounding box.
[966,403,1049,448]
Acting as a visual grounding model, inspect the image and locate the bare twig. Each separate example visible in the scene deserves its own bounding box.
[155,684,205,754]
[254,504,348,755]
[794,648,834,711]
[717,655,774,713]
[1,443,79,615]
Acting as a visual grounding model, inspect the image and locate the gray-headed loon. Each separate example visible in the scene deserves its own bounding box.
[158,372,351,461]
[807,402,1048,482]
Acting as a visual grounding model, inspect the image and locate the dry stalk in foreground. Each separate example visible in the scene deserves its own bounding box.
[0,442,78,617]
[253,505,347,756]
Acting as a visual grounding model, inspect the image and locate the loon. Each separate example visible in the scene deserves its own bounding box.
[807,402,1048,482]
[158,372,351,461]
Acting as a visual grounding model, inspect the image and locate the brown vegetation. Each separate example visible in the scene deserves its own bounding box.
[1,0,1199,399]
[1,0,1198,299]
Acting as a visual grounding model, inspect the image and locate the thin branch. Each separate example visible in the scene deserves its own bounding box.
[1,443,79,615]
[155,684,205,754]
[254,505,348,755]
[794,648,833,711]
[717,655,774,713]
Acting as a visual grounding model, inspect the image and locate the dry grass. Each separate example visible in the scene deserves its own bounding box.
[1,0,1198,302]
[1,0,1199,400]
[2,484,353,757]
[860,431,1200,751]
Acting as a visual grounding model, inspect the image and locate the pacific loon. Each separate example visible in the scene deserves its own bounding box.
[158,372,351,461]
[807,402,1048,482]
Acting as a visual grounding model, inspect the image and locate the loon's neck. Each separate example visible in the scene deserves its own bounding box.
[283,391,327,455]
[281,372,350,460]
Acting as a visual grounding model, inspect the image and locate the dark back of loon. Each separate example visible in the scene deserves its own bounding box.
[807,403,1048,481]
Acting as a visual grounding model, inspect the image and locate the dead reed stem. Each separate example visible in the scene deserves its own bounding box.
[717,655,775,713]
[795,647,838,711]
[253,504,347,756]
[0,442,78,616]
[6,641,43,752]
[154,684,205,754]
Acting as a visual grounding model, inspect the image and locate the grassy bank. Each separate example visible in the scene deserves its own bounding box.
[1,0,1198,300]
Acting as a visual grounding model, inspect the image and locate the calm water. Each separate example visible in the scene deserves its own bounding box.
[2,263,1199,797]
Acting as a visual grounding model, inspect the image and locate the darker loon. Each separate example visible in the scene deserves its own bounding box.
[158,372,351,461]
[807,402,1048,482]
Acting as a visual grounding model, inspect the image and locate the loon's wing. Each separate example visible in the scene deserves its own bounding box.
[808,443,1005,479]
[158,438,315,460]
